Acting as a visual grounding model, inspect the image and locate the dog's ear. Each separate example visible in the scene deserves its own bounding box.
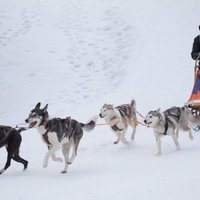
[35,102,41,109]
[108,104,114,110]
[156,108,161,113]
[43,104,48,112]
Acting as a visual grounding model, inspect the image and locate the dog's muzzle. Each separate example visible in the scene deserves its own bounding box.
[99,113,104,118]
[25,118,37,128]
[144,120,151,127]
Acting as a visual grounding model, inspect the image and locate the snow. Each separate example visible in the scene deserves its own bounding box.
[0,0,200,199]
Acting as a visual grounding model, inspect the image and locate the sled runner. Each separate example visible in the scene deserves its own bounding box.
[187,56,200,115]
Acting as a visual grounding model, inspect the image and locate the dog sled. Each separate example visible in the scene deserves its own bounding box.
[187,56,200,116]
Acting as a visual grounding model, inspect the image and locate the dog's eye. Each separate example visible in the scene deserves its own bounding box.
[149,116,152,118]
[32,114,37,117]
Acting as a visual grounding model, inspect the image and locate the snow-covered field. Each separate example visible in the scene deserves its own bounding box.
[0,0,200,199]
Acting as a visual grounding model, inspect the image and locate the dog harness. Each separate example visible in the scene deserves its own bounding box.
[42,117,72,146]
[157,113,169,135]
[165,107,181,121]
[111,124,123,132]
[162,117,169,135]
[110,116,123,132]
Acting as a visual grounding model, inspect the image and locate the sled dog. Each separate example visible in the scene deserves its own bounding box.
[144,108,180,155]
[25,102,97,173]
[0,126,28,174]
[99,99,137,144]
[164,106,194,140]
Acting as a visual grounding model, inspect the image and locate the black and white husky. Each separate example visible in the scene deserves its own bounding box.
[0,126,28,174]
[99,99,137,144]
[25,102,97,173]
[144,108,180,155]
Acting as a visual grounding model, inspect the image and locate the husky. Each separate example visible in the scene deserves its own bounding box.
[164,106,194,140]
[25,102,97,173]
[0,126,28,174]
[99,99,137,144]
[144,108,180,155]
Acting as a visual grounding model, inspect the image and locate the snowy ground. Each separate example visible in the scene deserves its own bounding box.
[0,0,200,200]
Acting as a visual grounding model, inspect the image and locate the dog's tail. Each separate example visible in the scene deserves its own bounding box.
[130,99,136,109]
[80,115,98,132]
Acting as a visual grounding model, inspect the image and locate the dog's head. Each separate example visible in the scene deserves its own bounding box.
[25,102,49,128]
[144,109,161,127]
[99,104,114,118]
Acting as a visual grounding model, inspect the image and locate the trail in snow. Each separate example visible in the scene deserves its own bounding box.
[0,0,139,124]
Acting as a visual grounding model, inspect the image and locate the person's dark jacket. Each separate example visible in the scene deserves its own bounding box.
[191,35,200,60]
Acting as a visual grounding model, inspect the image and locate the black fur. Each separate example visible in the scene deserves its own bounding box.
[0,126,28,174]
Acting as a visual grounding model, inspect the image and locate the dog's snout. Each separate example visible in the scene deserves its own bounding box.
[99,113,102,118]
[144,119,147,124]
[25,119,28,123]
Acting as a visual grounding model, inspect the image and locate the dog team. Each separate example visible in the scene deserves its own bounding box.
[0,99,199,174]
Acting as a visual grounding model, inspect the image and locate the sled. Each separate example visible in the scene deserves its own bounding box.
[187,56,200,115]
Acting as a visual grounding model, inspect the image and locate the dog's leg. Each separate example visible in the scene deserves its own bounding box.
[114,134,120,144]
[0,151,12,174]
[61,143,71,173]
[171,132,181,151]
[175,126,179,138]
[43,145,61,168]
[188,129,194,140]
[12,154,28,171]
[113,131,120,144]
[154,132,161,156]
[67,141,76,165]
[67,137,81,164]
[186,125,194,140]
[129,121,137,142]
[120,127,129,144]
[48,146,63,162]
[131,126,136,142]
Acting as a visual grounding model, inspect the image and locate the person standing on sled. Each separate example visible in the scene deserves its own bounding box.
[188,25,200,116]
[191,25,200,66]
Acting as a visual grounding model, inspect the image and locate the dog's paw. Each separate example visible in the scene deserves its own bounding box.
[176,146,181,151]
[42,162,48,168]
[61,170,67,174]
[0,167,5,174]
[113,141,119,144]
[155,152,161,156]
[23,167,28,171]
[23,161,28,171]
[67,161,72,165]
[189,135,194,140]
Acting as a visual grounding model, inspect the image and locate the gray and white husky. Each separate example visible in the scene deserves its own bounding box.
[99,99,138,144]
[25,102,97,173]
[144,108,180,155]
